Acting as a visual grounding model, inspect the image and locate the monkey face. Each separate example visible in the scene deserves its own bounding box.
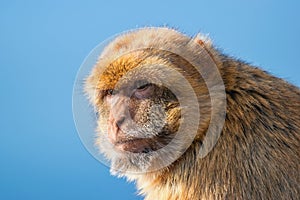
[87,52,192,174]
[100,79,179,154]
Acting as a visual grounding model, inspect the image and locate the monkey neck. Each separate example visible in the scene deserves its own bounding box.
[134,142,217,200]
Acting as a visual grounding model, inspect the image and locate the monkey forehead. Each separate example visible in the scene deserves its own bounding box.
[88,50,177,90]
[99,52,142,89]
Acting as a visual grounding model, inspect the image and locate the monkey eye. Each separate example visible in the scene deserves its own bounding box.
[107,89,114,96]
[133,82,154,99]
[103,89,117,102]
[136,83,151,90]
[134,80,151,90]
[99,89,115,100]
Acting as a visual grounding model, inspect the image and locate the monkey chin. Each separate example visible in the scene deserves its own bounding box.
[109,148,157,176]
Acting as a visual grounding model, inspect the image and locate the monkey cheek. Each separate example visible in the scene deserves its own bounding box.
[107,125,117,145]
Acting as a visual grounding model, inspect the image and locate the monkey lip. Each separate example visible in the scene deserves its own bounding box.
[109,130,172,153]
[113,138,154,153]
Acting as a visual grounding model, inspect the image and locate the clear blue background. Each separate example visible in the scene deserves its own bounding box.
[0,1,299,200]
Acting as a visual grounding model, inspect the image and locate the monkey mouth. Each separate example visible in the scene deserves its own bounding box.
[109,128,174,153]
[114,138,156,153]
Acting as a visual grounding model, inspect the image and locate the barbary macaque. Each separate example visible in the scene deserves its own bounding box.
[84,27,300,200]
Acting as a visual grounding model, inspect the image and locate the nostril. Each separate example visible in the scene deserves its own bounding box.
[116,116,126,127]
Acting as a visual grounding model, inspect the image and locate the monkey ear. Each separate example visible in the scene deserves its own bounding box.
[193,33,213,49]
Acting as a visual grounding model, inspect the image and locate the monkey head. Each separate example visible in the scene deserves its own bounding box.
[84,28,226,176]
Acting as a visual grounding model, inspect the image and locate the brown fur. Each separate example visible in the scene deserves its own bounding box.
[85,27,300,200]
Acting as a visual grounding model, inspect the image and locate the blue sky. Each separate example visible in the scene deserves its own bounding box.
[0,1,299,199]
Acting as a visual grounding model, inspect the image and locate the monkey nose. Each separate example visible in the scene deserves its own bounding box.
[108,115,126,127]
[107,115,127,143]
[116,116,125,127]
